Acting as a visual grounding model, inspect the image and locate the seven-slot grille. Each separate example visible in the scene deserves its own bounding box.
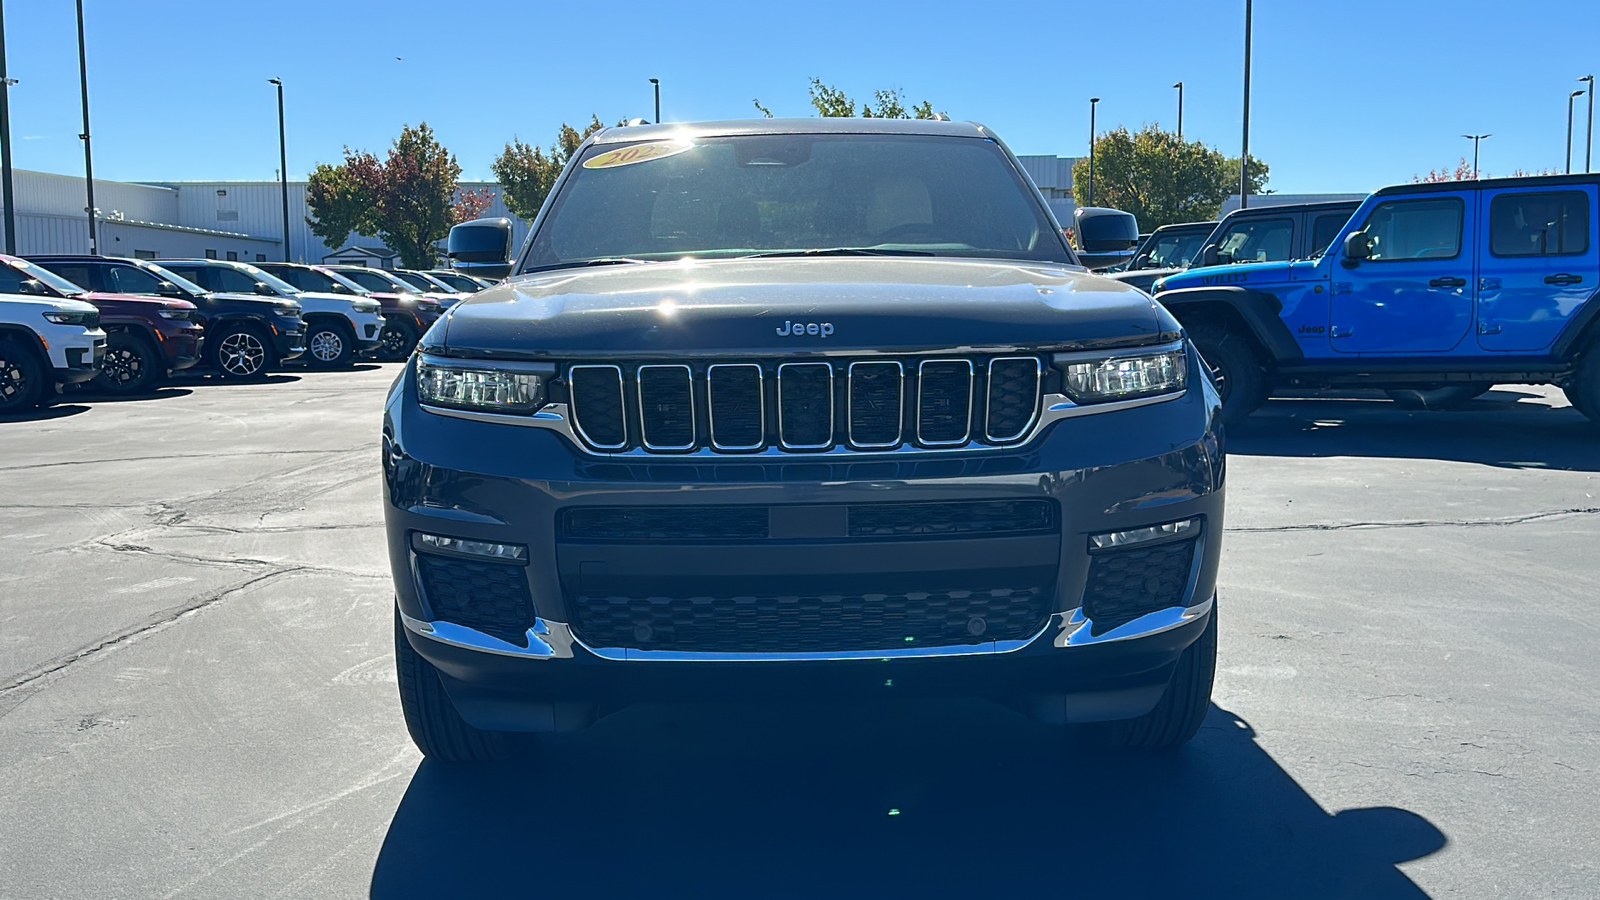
[565,356,1043,454]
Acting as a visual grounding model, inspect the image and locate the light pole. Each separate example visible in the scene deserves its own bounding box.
[268,79,290,262]
[1239,0,1253,210]
[75,0,96,254]
[1569,89,1586,175]
[1087,97,1099,206]
[649,78,660,124]
[1582,75,1596,173]
[1463,134,1490,180]
[0,0,16,255]
[1173,81,1184,140]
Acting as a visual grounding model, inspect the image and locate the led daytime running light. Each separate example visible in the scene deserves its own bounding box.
[1089,517,1199,550]
[414,532,528,562]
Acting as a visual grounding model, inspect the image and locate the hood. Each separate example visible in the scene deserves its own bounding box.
[210,292,302,312]
[428,257,1174,359]
[1,295,99,315]
[81,291,196,312]
[1104,266,1183,286]
[1155,259,1310,293]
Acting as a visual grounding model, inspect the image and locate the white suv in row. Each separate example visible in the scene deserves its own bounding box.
[0,287,106,413]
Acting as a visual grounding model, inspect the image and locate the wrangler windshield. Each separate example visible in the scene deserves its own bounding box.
[522,134,1072,272]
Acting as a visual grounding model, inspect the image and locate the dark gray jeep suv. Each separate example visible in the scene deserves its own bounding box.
[383,119,1225,761]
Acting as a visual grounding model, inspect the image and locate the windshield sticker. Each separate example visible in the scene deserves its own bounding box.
[582,141,693,170]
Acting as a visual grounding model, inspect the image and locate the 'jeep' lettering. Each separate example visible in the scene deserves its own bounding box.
[775,320,834,338]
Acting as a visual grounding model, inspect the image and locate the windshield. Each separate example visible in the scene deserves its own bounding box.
[338,268,417,294]
[1146,231,1209,269]
[8,259,91,297]
[426,271,481,292]
[522,134,1071,272]
[393,272,441,292]
[234,263,303,296]
[138,263,209,296]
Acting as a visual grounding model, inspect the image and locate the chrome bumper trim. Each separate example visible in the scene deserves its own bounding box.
[398,595,1215,663]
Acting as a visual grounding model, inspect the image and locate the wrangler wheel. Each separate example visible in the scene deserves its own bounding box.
[1189,325,1268,425]
[1569,349,1600,425]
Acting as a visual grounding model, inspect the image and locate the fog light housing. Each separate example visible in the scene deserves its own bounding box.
[413,532,528,563]
[1089,517,1198,551]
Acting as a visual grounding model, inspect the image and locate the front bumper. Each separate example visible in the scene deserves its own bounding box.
[271,323,305,362]
[51,332,106,385]
[384,353,1225,730]
[159,325,205,371]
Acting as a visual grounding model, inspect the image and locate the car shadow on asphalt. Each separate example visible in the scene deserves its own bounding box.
[168,372,304,387]
[59,386,196,404]
[1230,389,1599,472]
[0,403,91,423]
[370,702,1444,898]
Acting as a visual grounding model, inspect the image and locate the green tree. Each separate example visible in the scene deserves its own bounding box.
[791,79,942,118]
[1070,126,1273,229]
[305,123,489,268]
[491,115,607,223]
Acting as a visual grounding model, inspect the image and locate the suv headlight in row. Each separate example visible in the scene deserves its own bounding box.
[1054,343,1188,404]
[42,310,97,326]
[353,300,382,313]
[272,303,301,317]
[417,357,549,414]
[158,308,193,320]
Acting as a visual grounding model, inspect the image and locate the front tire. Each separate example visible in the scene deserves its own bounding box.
[1092,605,1217,750]
[394,609,528,763]
[209,324,273,379]
[96,331,163,395]
[1189,325,1268,425]
[1568,348,1600,425]
[0,337,45,413]
[377,318,418,362]
[304,322,355,368]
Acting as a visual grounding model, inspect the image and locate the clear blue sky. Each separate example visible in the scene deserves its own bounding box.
[3,0,1597,193]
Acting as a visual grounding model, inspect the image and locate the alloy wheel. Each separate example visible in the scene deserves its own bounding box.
[380,324,411,359]
[0,354,27,408]
[309,329,346,363]
[218,331,267,376]
[101,346,144,388]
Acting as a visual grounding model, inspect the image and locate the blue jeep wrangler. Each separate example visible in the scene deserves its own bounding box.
[1153,174,1600,425]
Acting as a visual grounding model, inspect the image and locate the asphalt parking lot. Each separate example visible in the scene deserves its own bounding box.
[0,367,1596,899]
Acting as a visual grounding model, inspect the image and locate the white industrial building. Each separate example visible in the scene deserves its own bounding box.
[0,155,1083,264]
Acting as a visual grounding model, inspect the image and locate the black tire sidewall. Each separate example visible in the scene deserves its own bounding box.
[1189,327,1266,425]
[97,331,162,394]
[378,320,418,362]
[0,338,45,413]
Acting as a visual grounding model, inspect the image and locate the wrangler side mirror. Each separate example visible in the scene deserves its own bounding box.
[1342,231,1372,268]
[1200,245,1220,268]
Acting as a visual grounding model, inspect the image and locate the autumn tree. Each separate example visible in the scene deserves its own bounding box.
[491,116,608,223]
[306,123,490,269]
[751,80,942,119]
[1070,127,1240,229]
[1414,158,1559,182]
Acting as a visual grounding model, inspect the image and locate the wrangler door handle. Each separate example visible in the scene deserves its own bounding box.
[1544,273,1584,286]
[1428,276,1467,289]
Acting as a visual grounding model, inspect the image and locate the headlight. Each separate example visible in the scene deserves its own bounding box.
[417,358,548,413]
[354,300,382,313]
[42,310,96,325]
[1056,344,1187,403]
[272,304,300,317]
[158,308,192,320]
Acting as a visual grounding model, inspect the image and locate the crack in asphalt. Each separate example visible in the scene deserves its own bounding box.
[89,538,388,581]
[0,447,365,473]
[0,569,296,710]
[1226,507,1600,534]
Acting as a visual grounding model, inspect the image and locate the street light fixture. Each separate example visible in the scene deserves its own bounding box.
[268,79,290,262]
[0,0,17,255]
[649,78,660,124]
[1569,89,1586,175]
[1582,75,1596,174]
[1239,0,1253,210]
[1088,97,1100,206]
[1173,81,1184,140]
[75,0,97,254]
[1462,134,1490,180]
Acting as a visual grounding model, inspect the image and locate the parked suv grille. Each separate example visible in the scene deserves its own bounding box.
[570,585,1052,653]
[557,500,1056,542]
[565,356,1044,454]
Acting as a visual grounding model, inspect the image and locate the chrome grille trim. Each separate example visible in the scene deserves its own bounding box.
[566,364,627,451]
[985,356,1044,442]
[636,364,696,451]
[776,362,835,450]
[846,360,904,449]
[706,363,765,451]
[915,358,974,446]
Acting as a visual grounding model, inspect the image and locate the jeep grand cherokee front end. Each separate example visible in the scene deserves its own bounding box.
[383,119,1225,761]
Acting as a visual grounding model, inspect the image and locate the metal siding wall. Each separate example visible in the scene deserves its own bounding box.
[15,214,91,255]
[9,170,176,221]
[99,221,277,261]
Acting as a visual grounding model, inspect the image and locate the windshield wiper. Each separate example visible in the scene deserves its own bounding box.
[736,247,936,259]
[526,257,656,273]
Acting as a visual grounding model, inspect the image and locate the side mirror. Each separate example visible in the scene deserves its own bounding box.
[156,281,186,298]
[329,282,350,293]
[1133,253,1152,269]
[448,217,514,280]
[18,279,44,295]
[253,282,277,296]
[1342,231,1372,268]
[1200,245,1220,268]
